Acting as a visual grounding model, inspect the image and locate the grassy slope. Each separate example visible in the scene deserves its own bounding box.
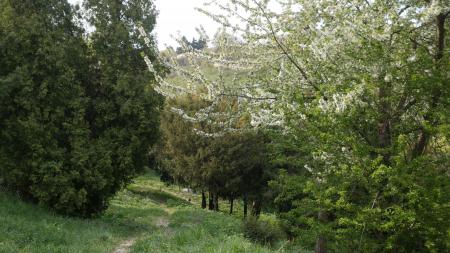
[0,172,284,253]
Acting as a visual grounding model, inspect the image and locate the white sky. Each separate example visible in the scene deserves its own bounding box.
[68,0,220,50]
[153,0,220,50]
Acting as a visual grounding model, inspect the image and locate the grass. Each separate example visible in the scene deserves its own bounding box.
[131,208,273,253]
[0,171,308,253]
[129,172,249,219]
[0,191,132,253]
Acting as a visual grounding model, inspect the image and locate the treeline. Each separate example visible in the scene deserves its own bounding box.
[0,0,164,216]
[176,36,207,54]
[156,95,274,217]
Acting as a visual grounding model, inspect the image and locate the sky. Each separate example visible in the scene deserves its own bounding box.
[68,0,220,50]
[153,0,220,50]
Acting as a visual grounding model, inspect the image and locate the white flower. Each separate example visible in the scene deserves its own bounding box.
[407,55,417,63]
[304,164,313,173]
[384,74,392,83]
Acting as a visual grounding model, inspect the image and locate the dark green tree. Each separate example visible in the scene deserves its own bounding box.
[0,0,94,215]
[0,0,163,216]
[157,95,210,206]
[158,94,274,216]
[78,0,164,215]
[176,36,207,53]
[205,131,272,217]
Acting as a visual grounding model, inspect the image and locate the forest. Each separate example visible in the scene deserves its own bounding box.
[0,0,449,253]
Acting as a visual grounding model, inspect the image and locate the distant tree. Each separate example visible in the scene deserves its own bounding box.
[191,38,207,50]
[157,95,212,208]
[158,94,274,216]
[205,131,273,217]
[176,36,207,53]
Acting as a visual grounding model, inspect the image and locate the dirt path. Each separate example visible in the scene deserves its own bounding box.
[155,217,170,228]
[112,238,136,253]
[111,216,171,253]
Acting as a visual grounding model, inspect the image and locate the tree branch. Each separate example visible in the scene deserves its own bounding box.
[252,0,320,92]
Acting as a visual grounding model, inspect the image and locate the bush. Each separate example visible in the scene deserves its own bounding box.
[243,216,286,246]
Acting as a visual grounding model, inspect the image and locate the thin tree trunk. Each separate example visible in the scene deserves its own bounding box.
[243,194,248,218]
[201,191,206,209]
[377,82,392,165]
[229,198,234,215]
[412,12,446,158]
[256,203,261,217]
[214,193,219,211]
[315,236,327,253]
[251,195,262,217]
[208,191,214,210]
[315,211,329,253]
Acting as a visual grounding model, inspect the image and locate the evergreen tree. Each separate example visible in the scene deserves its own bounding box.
[175,36,207,53]
[0,0,92,214]
[0,0,164,216]
[158,94,274,216]
[157,95,210,193]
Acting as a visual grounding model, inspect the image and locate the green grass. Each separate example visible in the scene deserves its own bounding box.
[0,171,306,253]
[0,191,133,253]
[129,172,249,219]
[131,207,273,253]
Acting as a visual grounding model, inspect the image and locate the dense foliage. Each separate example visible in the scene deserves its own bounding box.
[0,0,448,252]
[157,95,274,216]
[243,216,285,246]
[0,0,163,216]
[140,0,450,252]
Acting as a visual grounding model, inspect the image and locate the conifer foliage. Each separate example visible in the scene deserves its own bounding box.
[0,0,163,217]
[157,95,273,216]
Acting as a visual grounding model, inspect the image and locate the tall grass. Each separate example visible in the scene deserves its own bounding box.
[0,171,296,253]
[0,191,129,253]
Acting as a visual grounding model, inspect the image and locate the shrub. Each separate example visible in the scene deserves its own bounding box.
[243,216,286,246]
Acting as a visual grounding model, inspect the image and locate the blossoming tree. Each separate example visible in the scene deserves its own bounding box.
[141,0,449,251]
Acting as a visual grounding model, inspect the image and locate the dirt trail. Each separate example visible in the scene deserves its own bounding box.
[111,216,171,253]
[155,217,170,228]
[112,238,136,253]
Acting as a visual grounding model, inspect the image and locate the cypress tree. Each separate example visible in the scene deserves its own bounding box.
[0,0,163,216]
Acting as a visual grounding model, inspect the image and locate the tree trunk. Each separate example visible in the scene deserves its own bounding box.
[229,198,234,215]
[377,81,392,166]
[315,211,329,253]
[243,194,248,218]
[208,191,214,210]
[377,119,391,164]
[214,193,219,211]
[201,191,206,209]
[315,236,327,253]
[251,195,262,217]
